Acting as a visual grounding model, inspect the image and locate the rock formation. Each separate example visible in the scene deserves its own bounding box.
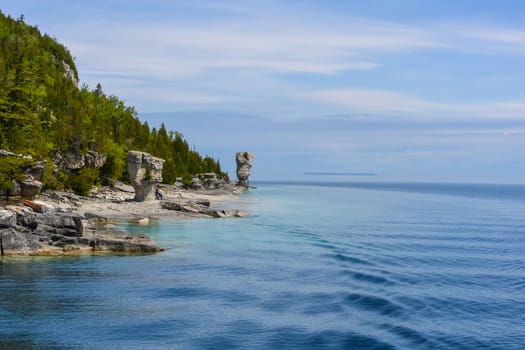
[161,199,250,218]
[127,151,165,201]
[236,152,254,188]
[20,160,47,198]
[190,176,203,190]
[0,201,162,256]
[0,150,47,199]
[53,150,107,171]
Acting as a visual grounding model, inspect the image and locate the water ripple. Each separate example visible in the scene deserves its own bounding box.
[344,292,405,316]
[1,183,524,349]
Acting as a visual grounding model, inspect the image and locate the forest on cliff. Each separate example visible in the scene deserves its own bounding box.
[0,11,222,193]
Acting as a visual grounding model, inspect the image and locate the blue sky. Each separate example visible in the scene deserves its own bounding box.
[2,0,525,183]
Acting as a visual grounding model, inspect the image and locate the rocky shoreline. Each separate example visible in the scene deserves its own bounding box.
[0,149,255,256]
[0,184,250,256]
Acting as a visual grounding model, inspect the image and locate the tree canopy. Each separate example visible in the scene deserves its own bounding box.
[0,11,223,192]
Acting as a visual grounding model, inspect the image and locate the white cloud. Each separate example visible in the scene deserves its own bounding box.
[310,89,525,121]
[61,5,525,85]
[61,7,443,81]
[47,1,525,122]
[461,27,525,44]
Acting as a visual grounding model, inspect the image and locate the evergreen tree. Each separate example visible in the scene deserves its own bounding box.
[0,10,224,193]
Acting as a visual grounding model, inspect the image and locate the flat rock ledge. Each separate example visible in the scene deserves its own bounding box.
[161,199,250,218]
[0,204,162,256]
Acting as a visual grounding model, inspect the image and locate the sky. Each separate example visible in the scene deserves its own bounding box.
[2,0,525,183]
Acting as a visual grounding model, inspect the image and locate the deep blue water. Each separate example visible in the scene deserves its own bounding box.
[1,182,525,349]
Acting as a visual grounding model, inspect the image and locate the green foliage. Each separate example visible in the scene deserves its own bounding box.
[0,10,223,194]
[182,174,193,187]
[0,156,31,191]
[162,159,177,184]
[101,142,126,181]
[65,168,99,196]
[42,160,66,191]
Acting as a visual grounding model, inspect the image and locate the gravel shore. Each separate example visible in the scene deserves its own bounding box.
[41,185,248,222]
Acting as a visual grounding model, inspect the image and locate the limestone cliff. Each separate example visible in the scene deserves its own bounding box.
[52,150,107,171]
[127,151,165,201]
[236,152,254,188]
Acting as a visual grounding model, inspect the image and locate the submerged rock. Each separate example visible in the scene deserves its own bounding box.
[161,199,249,218]
[83,231,162,254]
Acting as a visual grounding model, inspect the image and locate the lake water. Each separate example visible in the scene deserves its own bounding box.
[1,182,524,349]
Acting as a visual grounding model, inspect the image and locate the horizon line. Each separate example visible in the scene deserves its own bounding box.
[304,172,378,176]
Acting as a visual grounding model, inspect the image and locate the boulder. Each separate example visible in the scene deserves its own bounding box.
[212,209,250,218]
[161,200,196,212]
[135,217,150,225]
[34,212,83,237]
[13,208,38,229]
[113,181,135,193]
[0,210,17,228]
[236,152,254,188]
[25,160,46,183]
[85,231,162,254]
[127,151,165,202]
[23,200,55,213]
[20,180,42,198]
[0,228,40,255]
[191,176,203,190]
[160,199,249,218]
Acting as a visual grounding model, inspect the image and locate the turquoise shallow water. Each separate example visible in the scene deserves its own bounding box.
[1,182,525,349]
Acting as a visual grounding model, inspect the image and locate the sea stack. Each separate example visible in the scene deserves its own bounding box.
[236,152,254,188]
[127,151,165,201]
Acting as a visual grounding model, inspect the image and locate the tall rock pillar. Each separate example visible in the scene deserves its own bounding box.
[127,151,165,202]
[236,152,253,188]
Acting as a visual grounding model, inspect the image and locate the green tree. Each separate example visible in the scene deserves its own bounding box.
[0,10,224,194]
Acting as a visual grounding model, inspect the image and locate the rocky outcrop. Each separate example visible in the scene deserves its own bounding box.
[53,150,106,171]
[62,60,78,86]
[20,160,47,198]
[19,181,41,198]
[161,199,250,218]
[82,231,161,254]
[0,150,47,199]
[0,209,17,228]
[190,176,203,190]
[172,173,232,191]
[127,151,165,201]
[236,152,254,188]
[85,150,107,168]
[0,201,162,256]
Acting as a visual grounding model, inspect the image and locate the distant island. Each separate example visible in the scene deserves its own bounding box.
[304,172,377,176]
